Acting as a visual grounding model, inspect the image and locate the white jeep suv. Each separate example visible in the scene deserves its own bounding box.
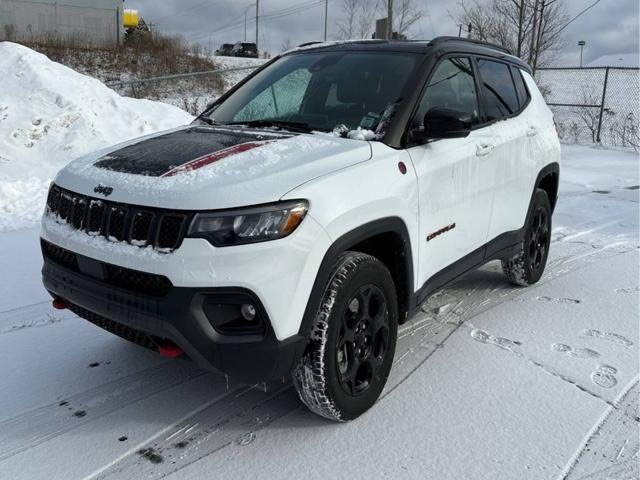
[41,37,560,421]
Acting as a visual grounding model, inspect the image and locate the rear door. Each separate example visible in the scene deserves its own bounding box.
[475,59,534,239]
[406,57,497,286]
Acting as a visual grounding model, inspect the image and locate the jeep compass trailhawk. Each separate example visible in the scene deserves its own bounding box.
[41,37,560,421]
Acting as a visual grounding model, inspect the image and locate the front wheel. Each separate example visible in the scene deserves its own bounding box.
[292,252,398,421]
[502,189,552,286]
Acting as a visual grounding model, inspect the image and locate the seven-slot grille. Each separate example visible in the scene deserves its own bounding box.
[46,185,189,252]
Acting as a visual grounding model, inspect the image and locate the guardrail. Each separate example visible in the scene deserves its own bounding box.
[105,65,259,88]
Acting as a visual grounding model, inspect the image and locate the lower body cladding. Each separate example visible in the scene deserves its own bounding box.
[41,241,307,383]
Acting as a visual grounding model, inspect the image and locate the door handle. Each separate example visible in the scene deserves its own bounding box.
[527,126,538,137]
[476,143,494,157]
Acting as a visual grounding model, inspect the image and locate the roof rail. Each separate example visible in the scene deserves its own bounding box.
[428,36,512,55]
[298,41,324,48]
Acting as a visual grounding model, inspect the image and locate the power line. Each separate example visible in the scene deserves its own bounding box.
[188,0,324,41]
[556,0,604,35]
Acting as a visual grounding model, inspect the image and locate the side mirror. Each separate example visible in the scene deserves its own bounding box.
[421,107,472,140]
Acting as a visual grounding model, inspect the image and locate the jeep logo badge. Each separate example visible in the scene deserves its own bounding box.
[94,184,113,197]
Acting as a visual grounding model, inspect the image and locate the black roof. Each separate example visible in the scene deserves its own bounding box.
[291,36,531,73]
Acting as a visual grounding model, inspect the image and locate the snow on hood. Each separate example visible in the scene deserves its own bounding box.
[0,42,192,231]
[55,125,372,210]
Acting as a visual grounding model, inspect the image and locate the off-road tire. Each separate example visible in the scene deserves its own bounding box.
[502,189,552,286]
[292,252,398,421]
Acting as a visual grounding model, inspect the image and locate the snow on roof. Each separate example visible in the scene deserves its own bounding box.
[586,53,639,68]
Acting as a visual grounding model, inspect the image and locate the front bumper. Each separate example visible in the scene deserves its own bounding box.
[42,247,306,383]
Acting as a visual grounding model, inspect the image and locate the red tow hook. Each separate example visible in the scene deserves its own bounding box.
[52,297,68,310]
[158,340,184,358]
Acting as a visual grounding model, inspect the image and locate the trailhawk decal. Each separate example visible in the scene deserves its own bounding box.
[161,140,275,177]
[426,223,456,242]
[93,127,294,177]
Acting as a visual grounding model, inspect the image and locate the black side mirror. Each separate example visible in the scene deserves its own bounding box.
[421,107,473,140]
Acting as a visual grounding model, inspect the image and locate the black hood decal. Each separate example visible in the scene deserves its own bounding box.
[94,126,295,177]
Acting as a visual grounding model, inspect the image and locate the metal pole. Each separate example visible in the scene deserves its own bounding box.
[324,0,328,41]
[458,24,462,37]
[580,45,583,67]
[387,0,393,39]
[578,40,586,68]
[596,67,610,143]
[255,0,259,53]
[245,10,247,41]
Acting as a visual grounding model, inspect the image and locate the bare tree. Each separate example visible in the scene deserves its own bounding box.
[385,0,424,37]
[280,38,292,52]
[336,0,366,39]
[456,0,568,69]
[336,0,423,40]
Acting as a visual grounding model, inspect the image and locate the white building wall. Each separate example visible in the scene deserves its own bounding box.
[0,0,123,46]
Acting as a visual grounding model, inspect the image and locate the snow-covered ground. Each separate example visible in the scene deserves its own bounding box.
[0,43,193,231]
[211,55,266,90]
[0,144,637,479]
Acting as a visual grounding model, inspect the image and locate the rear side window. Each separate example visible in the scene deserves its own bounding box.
[511,67,530,109]
[477,59,519,121]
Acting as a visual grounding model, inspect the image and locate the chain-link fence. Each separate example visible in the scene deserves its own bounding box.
[535,67,640,150]
[106,65,260,115]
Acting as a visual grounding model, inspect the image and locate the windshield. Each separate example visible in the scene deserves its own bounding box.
[205,51,421,136]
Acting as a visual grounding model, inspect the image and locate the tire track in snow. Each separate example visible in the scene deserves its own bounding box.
[0,301,75,334]
[90,384,300,480]
[561,380,640,480]
[386,229,636,403]
[0,362,208,462]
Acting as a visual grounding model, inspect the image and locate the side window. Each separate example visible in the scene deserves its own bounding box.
[234,68,312,122]
[511,66,530,109]
[412,57,480,129]
[477,59,519,121]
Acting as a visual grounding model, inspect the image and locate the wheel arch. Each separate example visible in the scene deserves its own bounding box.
[299,217,414,338]
[535,162,560,213]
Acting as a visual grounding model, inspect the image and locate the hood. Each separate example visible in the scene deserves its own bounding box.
[55,125,372,210]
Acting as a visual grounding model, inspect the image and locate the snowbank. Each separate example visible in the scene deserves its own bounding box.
[0,42,193,231]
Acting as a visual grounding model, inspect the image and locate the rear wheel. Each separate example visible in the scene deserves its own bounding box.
[292,252,398,421]
[502,189,552,286]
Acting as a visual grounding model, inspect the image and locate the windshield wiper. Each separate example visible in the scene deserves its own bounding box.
[224,119,315,133]
[196,116,220,126]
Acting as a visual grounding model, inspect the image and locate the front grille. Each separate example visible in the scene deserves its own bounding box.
[67,302,158,351]
[41,239,173,297]
[46,185,190,252]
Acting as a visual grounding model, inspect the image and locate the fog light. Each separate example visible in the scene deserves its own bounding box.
[240,303,256,321]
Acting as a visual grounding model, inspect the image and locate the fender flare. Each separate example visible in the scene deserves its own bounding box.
[298,217,414,338]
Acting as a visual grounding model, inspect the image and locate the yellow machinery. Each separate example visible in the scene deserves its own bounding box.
[123,9,140,29]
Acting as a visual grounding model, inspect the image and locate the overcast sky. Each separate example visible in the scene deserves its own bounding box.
[125,0,639,66]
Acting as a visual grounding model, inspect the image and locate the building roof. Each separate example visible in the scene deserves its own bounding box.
[587,53,639,68]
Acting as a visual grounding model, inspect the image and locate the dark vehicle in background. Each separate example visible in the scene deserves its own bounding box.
[231,42,259,58]
[215,43,234,56]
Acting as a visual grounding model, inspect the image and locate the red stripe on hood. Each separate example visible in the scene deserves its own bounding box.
[161,140,274,177]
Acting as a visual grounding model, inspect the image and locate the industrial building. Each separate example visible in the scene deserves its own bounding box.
[0,0,124,46]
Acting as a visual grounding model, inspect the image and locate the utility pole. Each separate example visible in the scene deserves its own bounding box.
[255,0,259,54]
[244,3,255,42]
[323,0,328,42]
[387,0,393,40]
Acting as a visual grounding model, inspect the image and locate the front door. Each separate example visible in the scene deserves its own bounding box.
[406,56,496,287]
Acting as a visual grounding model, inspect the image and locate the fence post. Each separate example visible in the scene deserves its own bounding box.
[596,67,610,143]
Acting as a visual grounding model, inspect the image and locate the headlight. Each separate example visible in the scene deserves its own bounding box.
[187,200,308,246]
